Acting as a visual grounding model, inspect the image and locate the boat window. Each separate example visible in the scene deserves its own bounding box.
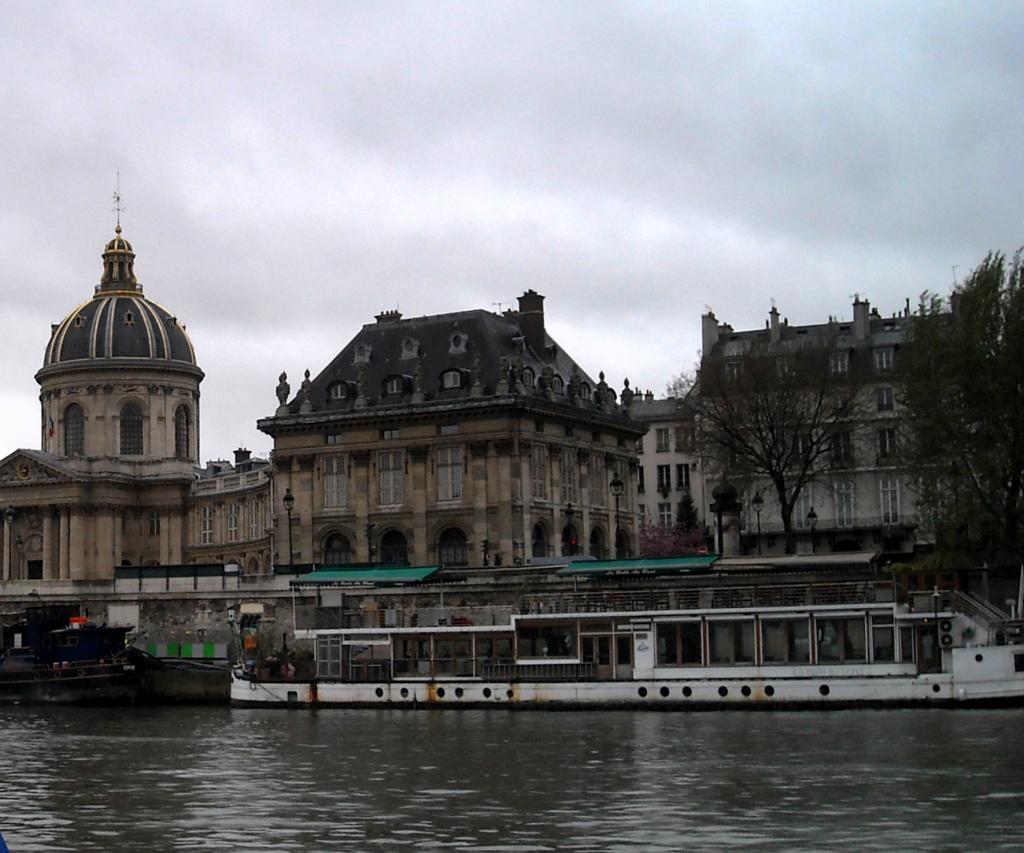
[615,635,632,666]
[518,623,577,658]
[316,635,342,677]
[816,617,867,664]
[656,622,702,665]
[871,615,895,662]
[708,621,755,665]
[761,619,810,664]
[899,626,915,663]
[1014,653,1024,674]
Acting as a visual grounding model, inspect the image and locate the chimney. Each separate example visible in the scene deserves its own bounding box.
[234,448,251,465]
[517,290,546,355]
[375,309,403,324]
[701,311,721,355]
[853,296,870,341]
[769,306,781,343]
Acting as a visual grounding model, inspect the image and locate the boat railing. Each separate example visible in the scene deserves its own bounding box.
[951,590,1011,644]
[523,581,881,616]
[483,660,597,682]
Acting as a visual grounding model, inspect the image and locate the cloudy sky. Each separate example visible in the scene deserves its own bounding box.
[1,1,1020,463]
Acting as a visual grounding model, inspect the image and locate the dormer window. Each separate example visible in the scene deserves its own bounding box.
[74,315,86,329]
[442,370,462,390]
[522,367,536,387]
[449,333,468,354]
[552,375,564,394]
[400,337,420,359]
[353,344,372,365]
[580,383,592,401]
[329,382,347,401]
[123,311,135,327]
[384,375,404,395]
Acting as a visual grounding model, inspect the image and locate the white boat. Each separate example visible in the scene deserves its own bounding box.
[231,568,1024,709]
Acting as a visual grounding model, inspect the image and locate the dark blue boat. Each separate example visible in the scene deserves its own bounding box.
[0,609,140,704]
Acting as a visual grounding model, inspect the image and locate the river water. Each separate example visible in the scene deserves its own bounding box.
[0,706,1021,851]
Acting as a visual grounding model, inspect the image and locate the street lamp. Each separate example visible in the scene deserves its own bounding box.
[751,491,764,556]
[564,502,577,556]
[4,506,15,580]
[806,506,818,554]
[366,521,376,565]
[282,487,295,566]
[610,476,624,558]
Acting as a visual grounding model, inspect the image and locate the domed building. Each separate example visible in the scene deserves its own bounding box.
[0,227,270,582]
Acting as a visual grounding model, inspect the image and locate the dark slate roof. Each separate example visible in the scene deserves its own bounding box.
[39,228,198,375]
[282,308,609,414]
[42,294,197,369]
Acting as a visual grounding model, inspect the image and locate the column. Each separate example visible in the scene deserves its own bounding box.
[59,507,70,579]
[408,446,429,566]
[352,451,371,562]
[42,508,55,580]
[95,508,114,580]
[470,442,489,564]
[68,509,86,580]
[112,508,123,570]
[494,440,515,563]
[2,512,10,581]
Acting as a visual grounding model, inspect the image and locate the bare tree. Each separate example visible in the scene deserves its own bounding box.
[698,341,863,553]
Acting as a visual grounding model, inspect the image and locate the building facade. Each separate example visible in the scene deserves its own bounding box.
[260,291,645,568]
[630,392,707,540]
[699,297,920,557]
[0,227,273,584]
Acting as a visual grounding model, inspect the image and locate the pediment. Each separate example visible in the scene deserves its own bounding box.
[0,450,75,486]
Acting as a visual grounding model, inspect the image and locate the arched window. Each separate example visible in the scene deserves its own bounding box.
[438,528,468,567]
[324,533,353,565]
[522,367,535,387]
[120,403,143,456]
[174,406,191,460]
[380,530,409,566]
[561,524,579,556]
[531,523,548,559]
[64,404,85,457]
[589,528,605,559]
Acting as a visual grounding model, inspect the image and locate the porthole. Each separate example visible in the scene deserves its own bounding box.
[400,687,409,698]
[718,686,728,698]
[374,687,384,698]
[483,688,492,699]
[638,686,648,698]
[455,687,464,699]
[506,689,514,699]
[741,685,751,697]
[682,686,693,698]
[437,687,446,698]
[932,684,941,694]
[764,685,775,697]
[819,684,830,697]
[975,653,984,663]
[659,686,670,698]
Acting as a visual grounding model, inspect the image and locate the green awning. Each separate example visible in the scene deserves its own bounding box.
[556,555,718,578]
[293,565,441,586]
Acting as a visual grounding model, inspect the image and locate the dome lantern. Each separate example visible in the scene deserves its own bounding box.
[97,225,141,293]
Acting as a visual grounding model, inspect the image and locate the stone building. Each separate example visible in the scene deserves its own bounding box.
[699,297,919,557]
[630,391,706,535]
[261,290,645,569]
[0,226,272,583]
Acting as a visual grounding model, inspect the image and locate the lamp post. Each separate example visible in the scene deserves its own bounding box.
[610,476,624,558]
[282,487,295,566]
[751,491,764,556]
[366,521,376,565]
[807,506,818,554]
[3,506,15,581]
[564,502,576,556]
